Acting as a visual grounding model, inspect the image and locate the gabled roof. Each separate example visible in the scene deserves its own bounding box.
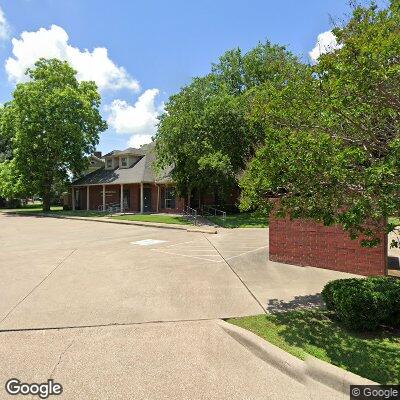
[103,147,147,157]
[72,142,161,186]
[90,154,105,163]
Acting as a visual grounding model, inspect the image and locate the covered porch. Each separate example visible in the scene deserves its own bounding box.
[71,183,184,214]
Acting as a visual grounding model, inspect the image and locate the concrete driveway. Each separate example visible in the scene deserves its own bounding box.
[0,213,356,399]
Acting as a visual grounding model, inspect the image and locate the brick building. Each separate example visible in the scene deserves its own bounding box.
[70,142,227,214]
[70,143,189,213]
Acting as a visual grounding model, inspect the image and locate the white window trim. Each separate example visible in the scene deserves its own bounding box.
[165,187,175,209]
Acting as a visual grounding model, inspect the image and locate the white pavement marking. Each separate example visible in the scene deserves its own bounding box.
[181,249,220,252]
[148,241,268,264]
[225,246,268,260]
[130,239,167,246]
[165,241,195,248]
[151,249,224,263]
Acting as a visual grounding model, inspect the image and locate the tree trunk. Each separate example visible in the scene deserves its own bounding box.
[42,188,51,212]
[187,186,191,208]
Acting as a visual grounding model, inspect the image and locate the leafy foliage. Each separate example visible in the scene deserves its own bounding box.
[322,277,400,331]
[155,42,304,202]
[0,58,107,210]
[240,1,400,244]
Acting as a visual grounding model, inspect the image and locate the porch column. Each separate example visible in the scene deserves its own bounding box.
[120,184,124,213]
[140,183,144,213]
[156,185,160,213]
[72,187,75,211]
[86,186,90,211]
[102,185,106,211]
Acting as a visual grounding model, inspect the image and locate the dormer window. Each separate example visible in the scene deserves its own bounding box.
[106,159,113,169]
[121,157,127,167]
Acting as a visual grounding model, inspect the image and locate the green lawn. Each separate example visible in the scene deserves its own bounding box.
[1,206,192,223]
[1,205,63,213]
[227,310,400,384]
[207,212,268,228]
[50,210,110,217]
[112,214,192,225]
[0,205,109,218]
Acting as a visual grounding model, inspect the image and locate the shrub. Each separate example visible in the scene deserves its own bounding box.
[322,278,358,311]
[7,198,22,208]
[321,277,400,331]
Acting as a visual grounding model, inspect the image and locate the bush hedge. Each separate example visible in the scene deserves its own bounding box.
[322,277,400,331]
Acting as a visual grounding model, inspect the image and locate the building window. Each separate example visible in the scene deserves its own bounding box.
[165,187,176,209]
[106,159,112,168]
[121,157,127,167]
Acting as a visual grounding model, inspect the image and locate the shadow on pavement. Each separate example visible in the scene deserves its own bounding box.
[267,294,324,312]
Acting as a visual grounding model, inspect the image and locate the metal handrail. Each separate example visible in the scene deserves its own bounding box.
[183,205,198,225]
[201,205,226,221]
[97,203,121,213]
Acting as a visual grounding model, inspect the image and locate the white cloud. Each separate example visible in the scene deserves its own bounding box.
[5,24,139,91]
[107,88,162,147]
[0,6,9,40]
[309,30,342,63]
[128,134,153,148]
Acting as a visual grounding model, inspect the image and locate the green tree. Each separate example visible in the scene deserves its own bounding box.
[0,58,107,211]
[240,1,400,245]
[156,42,304,205]
[156,74,247,204]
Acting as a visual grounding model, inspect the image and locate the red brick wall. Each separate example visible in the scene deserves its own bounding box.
[78,184,140,212]
[150,185,158,212]
[73,185,120,211]
[158,185,185,213]
[88,186,102,210]
[129,184,140,212]
[269,216,387,276]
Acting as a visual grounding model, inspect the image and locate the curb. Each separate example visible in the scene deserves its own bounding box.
[218,320,376,397]
[2,211,218,234]
[218,320,305,384]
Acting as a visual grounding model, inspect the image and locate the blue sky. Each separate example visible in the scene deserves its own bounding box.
[0,1,380,153]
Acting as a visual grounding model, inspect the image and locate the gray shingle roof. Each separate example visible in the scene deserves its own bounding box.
[72,143,162,186]
[103,147,147,158]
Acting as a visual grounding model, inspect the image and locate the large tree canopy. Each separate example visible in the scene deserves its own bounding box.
[155,42,305,203]
[0,58,107,210]
[240,1,400,245]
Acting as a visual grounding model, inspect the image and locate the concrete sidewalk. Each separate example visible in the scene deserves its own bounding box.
[0,319,372,399]
[0,320,308,400]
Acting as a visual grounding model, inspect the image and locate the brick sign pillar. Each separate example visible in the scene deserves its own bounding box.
[269,216,387,276]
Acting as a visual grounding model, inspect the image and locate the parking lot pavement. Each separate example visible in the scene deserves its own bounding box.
[207,228,357,312]
[0,214,360,399]
[0,214,357,330]
[0,320,308,400]
[0,214,264,330]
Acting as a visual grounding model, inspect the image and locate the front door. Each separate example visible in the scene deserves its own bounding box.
[123,188,130,211]
[143,187,152,212]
